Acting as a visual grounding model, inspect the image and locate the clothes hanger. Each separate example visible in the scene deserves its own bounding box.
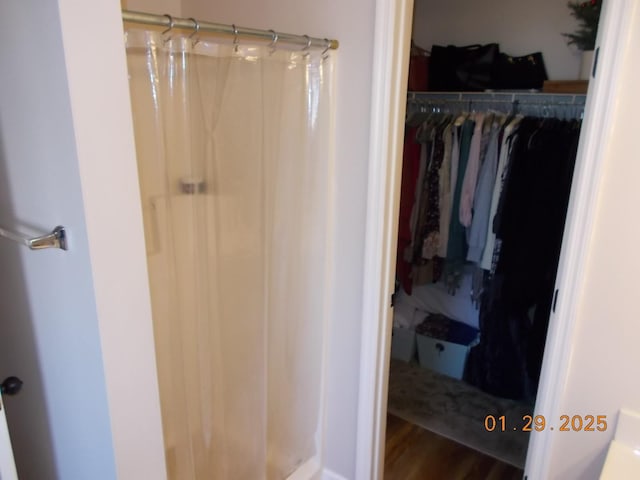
[502,105,516,128]
[483,112,495,134]
[406,103,430,127]
[454,112,467,127]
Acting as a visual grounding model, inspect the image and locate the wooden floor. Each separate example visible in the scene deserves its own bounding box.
[384,414,524,480]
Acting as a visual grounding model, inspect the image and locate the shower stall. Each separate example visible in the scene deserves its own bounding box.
[125,14,335,479]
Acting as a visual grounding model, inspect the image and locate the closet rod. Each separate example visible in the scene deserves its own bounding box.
[411,98,582,107]
[408,91,586,106]
[122,10,339,51]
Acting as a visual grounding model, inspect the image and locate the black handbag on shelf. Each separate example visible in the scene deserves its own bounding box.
[494,52,548,90]
[428,43,500,91]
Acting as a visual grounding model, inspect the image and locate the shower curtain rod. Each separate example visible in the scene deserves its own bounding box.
[122,10,339,51]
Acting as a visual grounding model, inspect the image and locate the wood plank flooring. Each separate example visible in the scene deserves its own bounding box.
[385,414,524,480]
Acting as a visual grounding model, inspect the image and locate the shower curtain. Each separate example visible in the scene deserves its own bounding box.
[125,29,334,480]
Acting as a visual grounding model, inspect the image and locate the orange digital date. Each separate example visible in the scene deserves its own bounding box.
[484,414,608,432]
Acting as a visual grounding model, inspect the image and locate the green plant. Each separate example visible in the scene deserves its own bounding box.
[564,0,602,51]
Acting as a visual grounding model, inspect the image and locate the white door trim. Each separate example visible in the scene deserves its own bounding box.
[355,0,414,478]
[524,0,634,477]
[356,1,633,479]
[56,0,167,477]
[0,396,18,480]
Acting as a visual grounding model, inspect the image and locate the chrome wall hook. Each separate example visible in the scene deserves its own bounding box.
[0,225,68,251]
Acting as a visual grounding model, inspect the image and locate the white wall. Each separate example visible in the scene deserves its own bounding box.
[546,2,640,478]
[123,0,182,16]
[180,1,376,478]
[0,0,167,479]
[412,0,583,81]
[0,2,117,479]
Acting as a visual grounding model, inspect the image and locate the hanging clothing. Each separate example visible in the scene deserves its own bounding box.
[480,116,523,270]
[437,124,455,258]
[422,121,448,260]
[459,113,486,228]
[466,117,581,399]
[396,123,423,294]
[496,118,579,307]
[466,121,500,263]
[397,97,583,400]
[411,121,437,285]
[444,119,475,290]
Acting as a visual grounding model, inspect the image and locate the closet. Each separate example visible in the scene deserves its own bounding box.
[385,0,595,477]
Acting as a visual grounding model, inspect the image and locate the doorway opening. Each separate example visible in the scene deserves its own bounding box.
[378,0,608,478]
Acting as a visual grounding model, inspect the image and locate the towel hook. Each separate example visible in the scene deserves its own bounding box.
[0,225,68,251]
[188,17,200,46]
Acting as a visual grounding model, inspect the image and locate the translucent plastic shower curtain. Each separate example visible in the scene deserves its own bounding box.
[125,30,333,479]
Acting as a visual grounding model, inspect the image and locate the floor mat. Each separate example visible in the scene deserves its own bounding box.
[387,359,532,468]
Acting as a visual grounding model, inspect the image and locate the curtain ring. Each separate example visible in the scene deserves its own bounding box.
[268,29,278,54]
[302,34,311,58]
[161,14,174,36]
[321,38,331,58]
[188,17,200,45]
[302,34,311,51]
[232,24,239,51]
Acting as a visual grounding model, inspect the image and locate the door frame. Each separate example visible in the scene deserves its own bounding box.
[356,0,634,478]
[56,0,167,477]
